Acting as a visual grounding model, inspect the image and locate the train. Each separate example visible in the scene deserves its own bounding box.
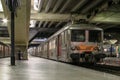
[0,42,10,58]
[29,23,106,63]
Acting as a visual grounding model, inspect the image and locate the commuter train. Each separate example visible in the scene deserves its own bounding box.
[0,42,10,58]
[30,23,106,63]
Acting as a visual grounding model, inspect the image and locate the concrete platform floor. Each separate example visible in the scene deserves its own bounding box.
[0,56,120,80]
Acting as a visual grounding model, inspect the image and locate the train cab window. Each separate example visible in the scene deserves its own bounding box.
[71,30,85,42]
[89,30,102,42]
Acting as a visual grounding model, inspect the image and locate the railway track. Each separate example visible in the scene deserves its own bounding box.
[72,63,120,76]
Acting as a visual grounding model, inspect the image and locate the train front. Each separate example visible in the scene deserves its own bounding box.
[70,27,106,63]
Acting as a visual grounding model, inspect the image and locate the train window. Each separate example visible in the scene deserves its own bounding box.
[49,39,56,49]
[89,30,102,42]
[52,40,55,49]
[71,30,85,42]
[61,32,64,44]
[64,31,67,43]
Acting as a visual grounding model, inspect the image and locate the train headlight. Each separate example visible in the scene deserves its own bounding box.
[104,48,107,52]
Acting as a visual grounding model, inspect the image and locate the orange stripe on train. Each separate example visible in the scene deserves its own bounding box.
[75,45,97,51]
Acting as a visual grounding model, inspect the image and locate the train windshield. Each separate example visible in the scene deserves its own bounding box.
[89,30,102,42]
[71,30,85,42]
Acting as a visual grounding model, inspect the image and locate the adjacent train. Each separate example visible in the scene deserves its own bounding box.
[0,42,10,58]
[30,23,106,63]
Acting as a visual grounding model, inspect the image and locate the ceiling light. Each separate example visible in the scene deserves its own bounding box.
[30,20,36,28]
[34,0,39,11]
[2,18,8,23]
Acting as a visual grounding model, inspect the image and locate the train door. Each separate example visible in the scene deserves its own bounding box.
[58,31,68,62]
[65,30,70,61]
[47,42,49,58]
[57,35,62,60]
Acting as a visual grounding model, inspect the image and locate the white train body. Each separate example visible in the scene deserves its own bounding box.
[31,23,106,63]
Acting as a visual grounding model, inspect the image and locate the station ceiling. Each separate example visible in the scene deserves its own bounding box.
[0,0,120,46]
[30,0,120,43]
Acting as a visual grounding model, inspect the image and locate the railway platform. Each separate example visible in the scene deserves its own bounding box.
[0,56,120,80]
[103,57,120,66]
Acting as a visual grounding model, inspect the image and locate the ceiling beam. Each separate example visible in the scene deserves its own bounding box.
[38,28,58,32]
[38,0,44,12]
[81,0,103,14]
[48,22,54,28]
[102,24,120,30]
[36,32,53,38]
[55,22,62,28]
[45,0,53,12]
[91,11,120,24]
[30,28,59,33]
[71,0,87,12]
[52,0,64,13]
[29,26,58,42]
[59,0,72,13]
[43,22,48,28]
[38,21,43,27]
[31,13,86,21]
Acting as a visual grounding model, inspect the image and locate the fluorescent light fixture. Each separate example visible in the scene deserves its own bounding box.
[109,40,117,44]
[33,38,47,42]
[30,20,36,28]
[2,18,8,23]
[34,0,39,11]
[30,24,35,28]
[0,0,3,12]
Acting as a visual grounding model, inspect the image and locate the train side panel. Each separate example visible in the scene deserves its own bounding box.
[57,30,71,62]
[38,46,42,57]
[42,43,48,58]
[31,24,105,63]
[48,38,57,60]
[0,42,10,58]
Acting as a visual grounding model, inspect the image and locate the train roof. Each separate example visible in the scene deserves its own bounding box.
[37,23,103,45]
[0,41,8,46]
[69,24,103,30]
[46,23,102,41]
